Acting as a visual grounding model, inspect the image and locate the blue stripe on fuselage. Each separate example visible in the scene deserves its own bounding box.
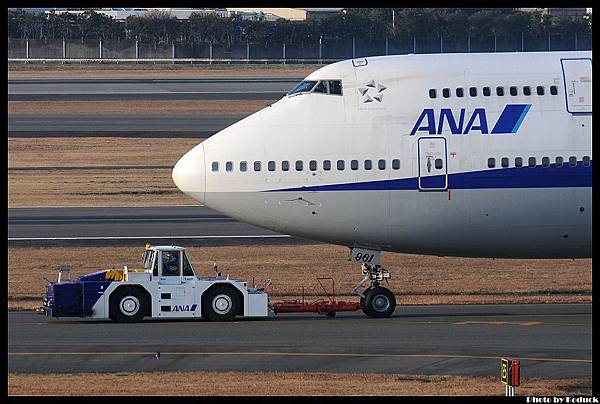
[263,161,591,192]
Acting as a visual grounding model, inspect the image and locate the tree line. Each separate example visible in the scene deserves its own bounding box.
[8,8,592,47]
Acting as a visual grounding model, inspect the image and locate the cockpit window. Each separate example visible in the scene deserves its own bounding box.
[288,80,317,95]
[287,80,343,96]
[313,81,327,93]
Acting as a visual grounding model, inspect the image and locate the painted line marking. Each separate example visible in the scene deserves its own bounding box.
[454,321,544,326]
[11,91,286,95]
[9,204,204,209]
[8,235,292,241]
[9,217,231,223]
[7,351,591,363]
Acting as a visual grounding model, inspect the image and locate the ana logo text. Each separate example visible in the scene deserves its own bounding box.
[172,304,198,312]
[410,104,531,135]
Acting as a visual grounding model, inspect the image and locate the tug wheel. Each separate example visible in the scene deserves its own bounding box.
[362,287,396,318]
[202,285,241,321]
[109,286,149,323]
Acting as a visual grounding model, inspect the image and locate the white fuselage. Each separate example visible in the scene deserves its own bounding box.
[173,51,592,258]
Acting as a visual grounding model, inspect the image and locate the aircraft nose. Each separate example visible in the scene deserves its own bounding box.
[172,143,206,203]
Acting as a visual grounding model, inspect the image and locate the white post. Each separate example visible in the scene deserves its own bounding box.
[468,34,471,52]
[209,41,212,64]
[26,38,30,62]
[385,37,388,55]
[282,42,286,64]
[172,42,175,64]
[319,36,322,63]
[246,39,249,62]
[413,35,416,53]
[62,37,66,62]
[99,38,103,59]
[135,39,139,61]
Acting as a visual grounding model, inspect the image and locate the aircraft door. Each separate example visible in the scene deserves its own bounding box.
[156,250,197,317]
[561,58,592,114]
[418,137,447,191]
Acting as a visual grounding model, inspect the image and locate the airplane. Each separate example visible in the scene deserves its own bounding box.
[172,51,592,318]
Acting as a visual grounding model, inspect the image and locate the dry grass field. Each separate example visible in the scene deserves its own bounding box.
[8,64,319,78]
[8,371,591,396]
[9,244,591,309]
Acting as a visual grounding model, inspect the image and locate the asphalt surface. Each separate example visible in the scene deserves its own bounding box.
[8,76,297,101]
[8,304,592,377]
[8,114,244,137]
[8,206,306,247]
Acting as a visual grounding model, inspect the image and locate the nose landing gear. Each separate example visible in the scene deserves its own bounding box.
[353,263,396,318]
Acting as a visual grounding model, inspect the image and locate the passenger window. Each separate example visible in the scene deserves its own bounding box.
[309,160,317,171]
[392,159,400,170]
[488,158,496,168]
[337,160,345,170]
[509,86,518,96]
[313,81,327,94]
[226,161,233,172]
[542,157,550,168]
[350,160,358,170]
[501,157,509,168]
[483,87,491,96]
[569,156,577,167]
[161,251,180,277]
[550,85,558,95]
[211,161,219,172]
[323,160,331,171]
[268,161,276,171]
[536,86,545,95]
[496,87,504,96]
[240,161,247,172]
[364,160,372,170]
[295,160,303,171]
[469,87,477,97]
[523,86,531,96]
[528,157,536,168]
[456,88,464,97]
[555,156,564,168]
[583,156,590,167]
[329,80,342,95]
[429,89,437,99]
[254,161,261,171]
[282,160,289,171]
[378,159,386,170]
[434,159,443,170]
[515,157,523,168]
[442,88,450,98]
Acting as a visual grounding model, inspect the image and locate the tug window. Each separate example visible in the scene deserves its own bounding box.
[309,160,317,171]
[501,157,509,168]
[378,159,386,170]
[288,80,317,95]
[161,251,180,277]
[469,87,477,97]
[351,160,359,170]
[254,161,261,171]
[555,156,564,168]
[211,161,219,172]
[488,158,496,168]
[515,157,523,168]
[183,254,194,276]
[328,80,343,95]
[282,160,290,171]
[364,160,372,170]
[569,156,577,167]
[268,161,276,171]
[323,160,331,171]
[225,161,233,172]
[429,89,437,99]
[295,160,303,171]
[523,86,531,96]
[337,160,345,170]
[528,157,536,168]
[240,161,247,172]
[392,159,400,170]
[483,87,491,96]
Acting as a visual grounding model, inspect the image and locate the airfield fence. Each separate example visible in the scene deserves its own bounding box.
[8,33,591,64]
